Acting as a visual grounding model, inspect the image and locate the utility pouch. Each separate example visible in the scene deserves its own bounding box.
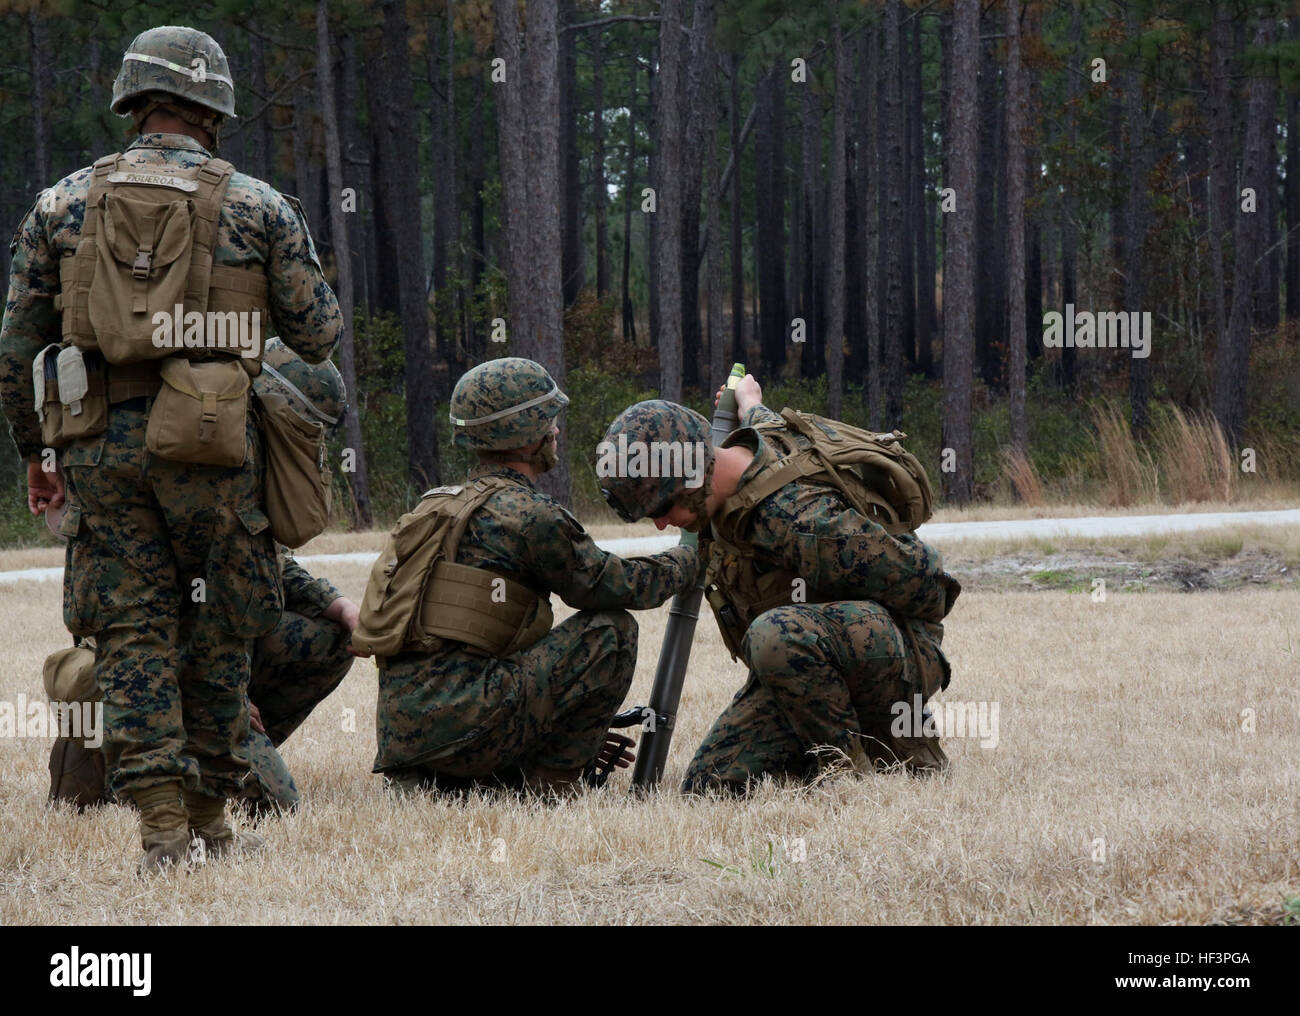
[256,389,331,548]
[705,582,747,662]
[145,356,250,467]
[34,344,66,448]
[55,346,108,443]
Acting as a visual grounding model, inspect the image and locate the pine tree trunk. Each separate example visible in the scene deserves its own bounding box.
[730,52,745,364]
[881,0,906,427]
[593,25,609,299]
[380,0,440,490]
[560,0,584,307]
[1124,1,1151,440]
[655,0,684,401]
[522,0,571,506]
[943,0,979,504]
[1288,18,1300,321]
[623,58,638,343]
[756,69,787,374]
[28,11,51,186]
[861,26,882,428]
[316,1,372,528]
[1007,0,1027,453]
[826,14,847,419]
[1216,18,1274,447]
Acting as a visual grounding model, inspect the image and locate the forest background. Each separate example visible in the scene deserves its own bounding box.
[1,0,1298,543]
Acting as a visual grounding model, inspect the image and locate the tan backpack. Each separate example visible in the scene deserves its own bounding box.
[713,408,934,538]
[352,477,553,660]
[58,154,268,364]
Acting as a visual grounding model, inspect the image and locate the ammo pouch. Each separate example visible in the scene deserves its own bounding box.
[145,356,250,467]
[256,388,331,548]
[419,561,553,657]
[33,344,108,450]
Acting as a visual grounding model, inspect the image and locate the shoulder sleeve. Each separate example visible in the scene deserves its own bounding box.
[0,194,60,459]
[520,498,699,610]
[263,187,341,365]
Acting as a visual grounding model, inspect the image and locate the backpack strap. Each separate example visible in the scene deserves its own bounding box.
[57,155,120,333]
[183,157,235,315]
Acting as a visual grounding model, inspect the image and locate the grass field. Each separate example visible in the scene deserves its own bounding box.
[0,542,1296,925]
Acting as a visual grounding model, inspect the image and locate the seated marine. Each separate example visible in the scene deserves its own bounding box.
[356,357,702,796]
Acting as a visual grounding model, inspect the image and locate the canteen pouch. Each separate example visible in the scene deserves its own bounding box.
[145,356,250,467]
[54,346,108,443]
[256,390,332,548]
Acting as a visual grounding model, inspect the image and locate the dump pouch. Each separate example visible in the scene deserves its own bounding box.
[145,356,250,466]
[256,389,331,548]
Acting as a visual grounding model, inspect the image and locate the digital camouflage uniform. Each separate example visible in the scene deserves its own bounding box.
[239,552,353,810]
[372,359,700,791]
[51,550,354,812]
[682,404,959,791]
[0,131,340,811]
[375,466,699,788]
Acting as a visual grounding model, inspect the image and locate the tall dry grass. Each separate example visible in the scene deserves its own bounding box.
[1152,406,1238,504]
[0,549,1296,925]
[1090,401,1159,507]
[999,447,1045,506]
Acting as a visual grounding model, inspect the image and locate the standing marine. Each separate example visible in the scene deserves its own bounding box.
[355,357,702,795]
[598,375,960,793]
[0,26,341,870]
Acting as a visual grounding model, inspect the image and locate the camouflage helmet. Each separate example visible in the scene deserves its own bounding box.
[450,358,568,451]
[597,400,714,523]
[111,26,237,119]
[254,337,347,434]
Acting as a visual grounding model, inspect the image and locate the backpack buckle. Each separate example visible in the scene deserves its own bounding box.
[131,248,152,279]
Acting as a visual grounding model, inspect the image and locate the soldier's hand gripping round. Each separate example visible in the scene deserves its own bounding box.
[599,388,961,793]
[0,25,342,871]
[357,358,701,797]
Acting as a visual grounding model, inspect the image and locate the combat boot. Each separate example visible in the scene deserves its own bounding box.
[132,781,191,875]
[185,790,266,860]
[888,732,950,776]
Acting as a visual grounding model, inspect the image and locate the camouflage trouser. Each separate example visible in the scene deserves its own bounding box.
[683,600,910,792]
[375,609,637,787]
[237,608,354,809]
[61,405,282,801]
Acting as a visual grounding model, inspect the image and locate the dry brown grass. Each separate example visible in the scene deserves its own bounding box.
[1,544,1296,925]
[1152,406,1238,505]
[1091,402,1160,507]
[999,447,1045,507]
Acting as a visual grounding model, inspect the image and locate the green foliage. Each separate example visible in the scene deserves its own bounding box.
[701,840,782,879]
[564,364,659,516]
